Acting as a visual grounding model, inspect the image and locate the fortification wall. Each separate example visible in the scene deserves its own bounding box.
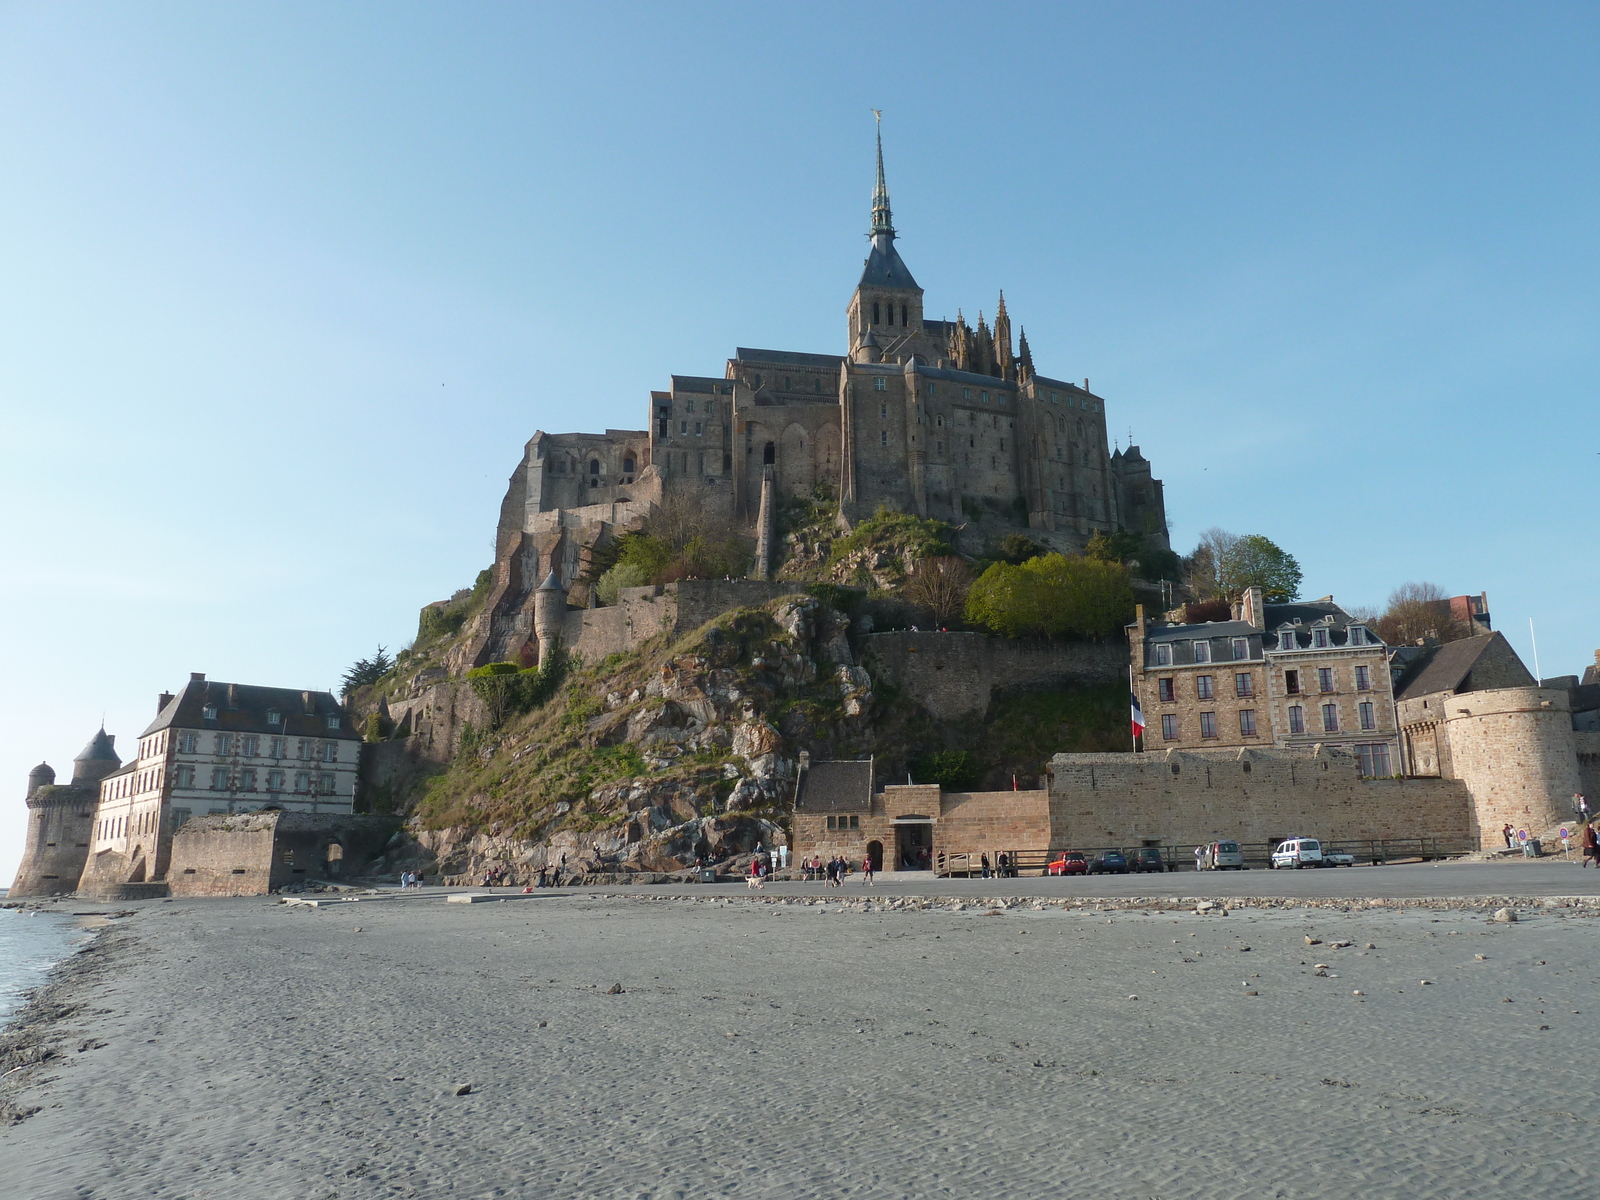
[934,788,1052,855]
[1439,687,1578,847]
[168,812,399,896]
[861,632,1126,719]
[167,814,278,896]
[1576,731,1600,811]
[1047,747,1473,851]
[565,580,808,665]
[7,786,97,897]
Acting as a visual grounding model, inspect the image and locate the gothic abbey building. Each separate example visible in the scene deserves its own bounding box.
[487,128,1167,652]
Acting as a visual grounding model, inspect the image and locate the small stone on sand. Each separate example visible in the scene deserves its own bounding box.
[1474,954,1487,961]
[1353,990,1364,996]
[1491,908,1517,923]
[455,1084,473,1096]
[606,983,625,994]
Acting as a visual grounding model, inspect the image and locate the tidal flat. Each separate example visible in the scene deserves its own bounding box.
[3,892,1597,1199]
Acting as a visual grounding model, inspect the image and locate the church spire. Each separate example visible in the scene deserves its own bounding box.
[869,110,894,245]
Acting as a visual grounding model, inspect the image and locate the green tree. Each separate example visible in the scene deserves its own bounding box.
[912,750,980,789]
[1218,534,1302,602]
[594,561,649,605]
[341,646,393,696]
[964,554,1134,639]
[997,532,1043,564]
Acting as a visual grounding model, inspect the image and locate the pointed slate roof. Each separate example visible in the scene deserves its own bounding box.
[74,727,119,765]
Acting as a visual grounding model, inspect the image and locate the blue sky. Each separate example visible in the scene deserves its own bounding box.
[3,2,1597,881]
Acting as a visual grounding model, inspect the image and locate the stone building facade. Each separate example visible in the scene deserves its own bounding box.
[478,122,1167,671]
[791,745,1475,869]
[1130,587,1398,775]
[7,731,121,898]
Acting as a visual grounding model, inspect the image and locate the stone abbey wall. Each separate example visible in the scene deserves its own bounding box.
[860,631,1126,719]
[1047,746,1474,851]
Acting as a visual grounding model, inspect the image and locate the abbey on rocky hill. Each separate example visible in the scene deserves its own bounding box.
[493,120,1167,600]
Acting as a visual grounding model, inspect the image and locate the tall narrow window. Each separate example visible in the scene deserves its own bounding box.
[886,305,893,326]
[1239,710,1257,737]
[1285,669,1300,695]
[1161,714,1179,740]
[1192,641,1211,664]
[1235,673,1254,698]
[1196,675,1214,700]
[1322,704,1339,732]
[901,304,908,327]
[1318,668,1335,693]
[1355,665,1371,691]
[1199,712,1217,739]
[1154,643,1172,666]
[1359,702,1376,731]
[1288,705,1305,734]
[1158,678,1175,702]
[873,301,880,325]
[1278,631,1296,651]
[211,767,229,790]
[1231,638,1249,660]
[1313,628,1330,648]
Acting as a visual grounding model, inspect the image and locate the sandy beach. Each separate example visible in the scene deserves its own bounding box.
[3,890,1598,1199]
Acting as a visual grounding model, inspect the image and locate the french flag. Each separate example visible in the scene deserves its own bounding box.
[1130,691,1146,738]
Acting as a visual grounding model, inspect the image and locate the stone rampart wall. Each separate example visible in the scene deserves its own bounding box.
[167,812,399,896]
[1439,687,1578,847]
[1576,731,1600,812]
[1047,747,1473,851]
[7,787,97,897]
[861,632,1126,719]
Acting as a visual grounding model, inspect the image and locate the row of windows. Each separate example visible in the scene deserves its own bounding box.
[870,301,911,328]
[1275,625,1375,651]
[95,809,157,842]
[825,815,861,830]
[104,767,161,800]
[179,765,339,794]
[198,706,341,730]
[1157,673,1256,702]
[176,732,339,762]
[1153,637,1253,666]
[1285,666,1371,695]
[1160,700,1380,740]
[551,454,639,476]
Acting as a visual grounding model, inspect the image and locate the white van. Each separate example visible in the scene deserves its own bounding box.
[1270,838,1324,869]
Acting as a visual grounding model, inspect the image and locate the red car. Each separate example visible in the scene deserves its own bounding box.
[1048,852,1088,876]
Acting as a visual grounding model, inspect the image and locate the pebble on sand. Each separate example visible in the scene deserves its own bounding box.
[606,983,625,995]
[455,1084,473,1096]
[1305,936,1322,945]
[1491,908,1518,923]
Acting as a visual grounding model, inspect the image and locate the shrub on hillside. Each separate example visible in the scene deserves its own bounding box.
[912,749,979,789]
[964,553,1134,639]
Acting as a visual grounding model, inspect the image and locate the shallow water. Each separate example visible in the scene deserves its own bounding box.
[0,907,88,1026]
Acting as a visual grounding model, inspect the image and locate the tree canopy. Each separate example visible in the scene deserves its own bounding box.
[1371,581,1472,646]
[964,553,1134,639]
[1184,528,1302,602]
[341,646,393,696]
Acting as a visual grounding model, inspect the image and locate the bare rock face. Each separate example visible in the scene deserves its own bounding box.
[405,597,869,886]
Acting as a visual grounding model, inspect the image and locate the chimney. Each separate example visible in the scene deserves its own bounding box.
[158,691,174,715]
[302,690,315,716]
[227,682,240,709]
[1242,586,1266,631]
[190,672,206,682]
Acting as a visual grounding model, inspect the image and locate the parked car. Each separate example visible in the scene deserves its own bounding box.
[1088,850,1129,875]
[1049,852,1088,876]
[1127,847,1171,873]
[1322,846,1355,867]
[1270,837,1326,869]
[1203,841,1247,870]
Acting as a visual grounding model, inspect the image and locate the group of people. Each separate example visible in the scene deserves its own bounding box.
[398,870,425,889]
[796,855,873,885]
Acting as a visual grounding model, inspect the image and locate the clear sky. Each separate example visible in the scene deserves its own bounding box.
[3,2,1596,883]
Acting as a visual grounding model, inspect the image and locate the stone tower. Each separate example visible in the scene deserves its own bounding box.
[8,730,119,898]
[1440,686,1580,847]
[847,113,924,362]
[532,572,567,665]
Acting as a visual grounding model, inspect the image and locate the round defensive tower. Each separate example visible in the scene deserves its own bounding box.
[9,730,119,897]
[1442,686,1579,848]
[71,727,121,788]
[532,571,566,665]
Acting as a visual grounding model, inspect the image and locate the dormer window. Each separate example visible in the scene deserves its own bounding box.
[1192,640,1211,664]
[1154,643,1172,666]
[1348,625,1367,646]
[201,704,218,720]
[1231,637,1249,660]
[267,711,281,726]
[1313,628,1330,649]
[325,715,340,730]
[1278,630,1297,651]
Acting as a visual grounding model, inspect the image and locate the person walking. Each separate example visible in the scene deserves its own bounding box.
[1502,823,1515,849]
[861,853,875,886]
[748,857,764,890]
[1582,822,1598,869]
[980,853,991,880]
[1194,845,1206,872]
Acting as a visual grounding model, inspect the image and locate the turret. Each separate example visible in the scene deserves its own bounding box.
[27,761,56,799]
[532,572,567,665]
[71,728,120,788]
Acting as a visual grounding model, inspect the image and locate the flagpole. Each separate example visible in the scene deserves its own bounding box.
[1130,663,1138,753]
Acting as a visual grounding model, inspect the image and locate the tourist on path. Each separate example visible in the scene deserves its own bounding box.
[980,853,991,879]
[1502,823,1515,849]
[861,854,874,886]
[1582,822,1598,868]
[748,857,764,889]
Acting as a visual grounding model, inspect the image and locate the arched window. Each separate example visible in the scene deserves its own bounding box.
[886,304,894,326]
[901,304,908,327]
[622,456,635,474]
[589,459,600,475]
[872,301,880,326]
[763,442,776,466]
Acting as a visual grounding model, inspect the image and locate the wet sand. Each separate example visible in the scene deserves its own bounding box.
[3,892,1597,1199]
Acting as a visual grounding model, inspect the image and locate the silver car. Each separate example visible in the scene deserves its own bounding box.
[1198,840,1246,870]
